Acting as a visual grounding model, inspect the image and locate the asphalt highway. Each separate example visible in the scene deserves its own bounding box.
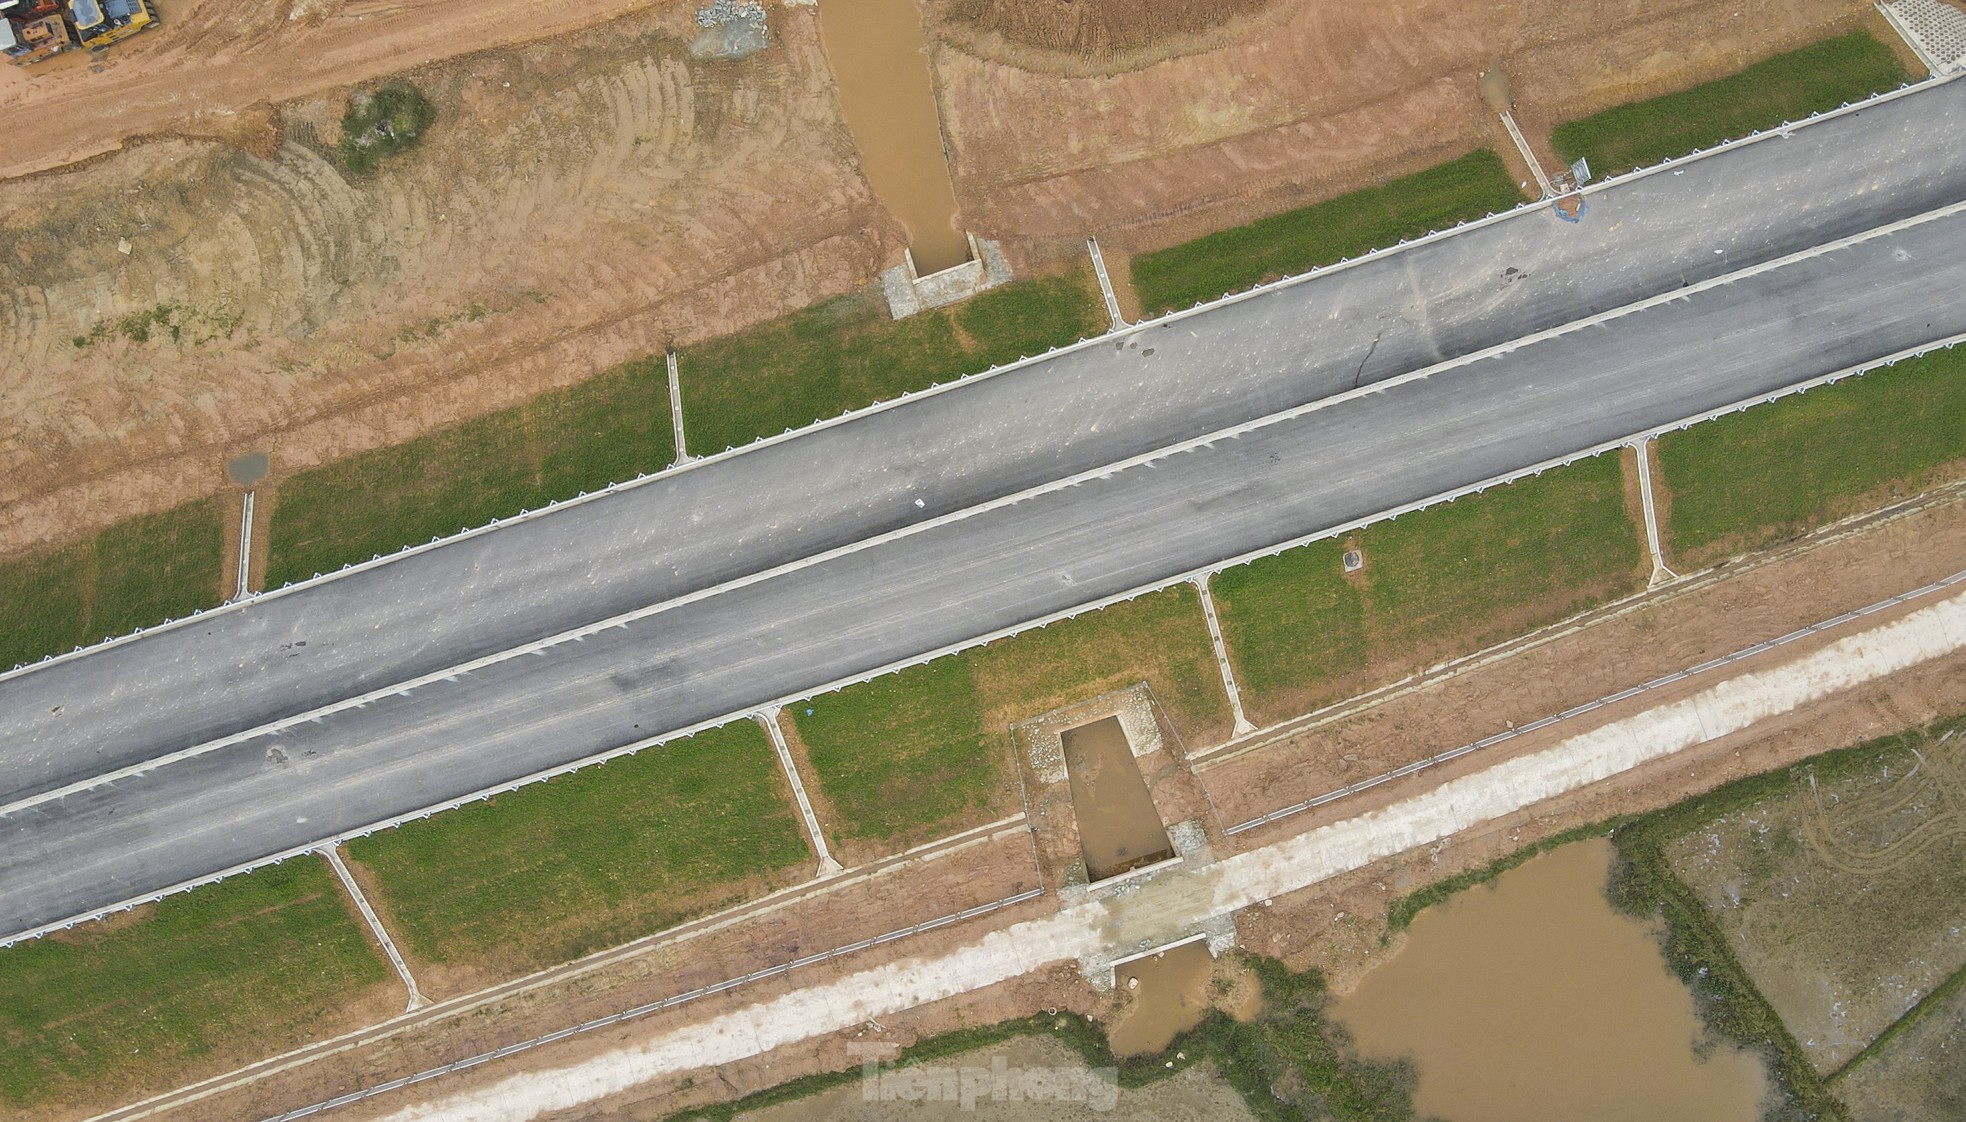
[4,79,1966,939]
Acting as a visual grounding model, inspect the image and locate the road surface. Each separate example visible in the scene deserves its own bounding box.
[3,78,1965,941]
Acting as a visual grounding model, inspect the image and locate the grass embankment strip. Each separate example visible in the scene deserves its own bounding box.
[1658,344,1966,562]
[677,272,1103,454]
[0,496,225,671]
[1552,32,1909,176]
[672,954,1417,1122]
[344,722,808,979]
[1212,453,1643,723]
[265,356,674,585]
[0,860,387,1111]
[792,585,1230,853]
[1128,150,1521,316]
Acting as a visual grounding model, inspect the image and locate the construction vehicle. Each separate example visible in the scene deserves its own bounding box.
[0,0,77,65]
[67,0,154,50]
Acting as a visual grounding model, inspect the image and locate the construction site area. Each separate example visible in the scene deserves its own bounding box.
[4,0,1966,1120]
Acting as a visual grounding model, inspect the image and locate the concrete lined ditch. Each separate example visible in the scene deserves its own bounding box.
[1060,716,1175,880]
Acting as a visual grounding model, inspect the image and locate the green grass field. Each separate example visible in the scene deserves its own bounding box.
[344,722,809,978]
[793,586,1229,853]
[677,272,1103,454]
[264,355,674,587]
[1128,150,1522,316]
[1659,344,1966,561]
[1552,32,1909,176]
[1213,454,1643,722]
[0,860,387,1111]
[0,496,225,671]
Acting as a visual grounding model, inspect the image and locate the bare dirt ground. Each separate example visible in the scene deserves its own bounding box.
[0,4,901,560]
[926,0,1870,255]
[0,0,677,179]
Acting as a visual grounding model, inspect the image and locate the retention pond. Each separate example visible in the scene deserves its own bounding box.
[1060,716,1174,880]
[1333,838,1769,1122]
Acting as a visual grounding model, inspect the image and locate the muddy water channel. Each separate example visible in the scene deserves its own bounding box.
[1335,839,1768,1122]
[816,0,971,274]
[1110,940,1217,1056]
[1061,717,1174,879]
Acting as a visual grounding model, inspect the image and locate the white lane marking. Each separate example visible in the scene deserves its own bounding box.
[8,200,1966,823]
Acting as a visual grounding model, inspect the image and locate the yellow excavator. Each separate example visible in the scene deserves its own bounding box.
[65,0,153,50]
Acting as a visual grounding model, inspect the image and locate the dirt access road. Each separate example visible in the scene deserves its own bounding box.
[0,0,675,179]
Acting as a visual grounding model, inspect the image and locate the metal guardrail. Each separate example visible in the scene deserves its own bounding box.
[1226,566,1966,835]
[258,887,1045,1122]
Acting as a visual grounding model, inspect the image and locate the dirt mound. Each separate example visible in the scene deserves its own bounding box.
[940,0,1272,57]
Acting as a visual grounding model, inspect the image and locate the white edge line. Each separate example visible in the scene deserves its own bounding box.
[9,322,1964,949]
[7,70,1957,683]
[13,192,1962,822]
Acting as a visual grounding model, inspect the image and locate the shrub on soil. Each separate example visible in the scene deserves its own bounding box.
[343,721,808,975]
[0,860,386,1110]
[0,496,225,671]
[676,271,1104,454]
[340,82,438,174]
[1658,343,1966,561]
[1552,32,1909,176]
[1129,149,1522,316]
[265,355,674,585]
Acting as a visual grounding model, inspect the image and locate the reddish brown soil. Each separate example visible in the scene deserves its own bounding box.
[0,8,900,560]
[928,0,1870,255]
[940,0,1275,58]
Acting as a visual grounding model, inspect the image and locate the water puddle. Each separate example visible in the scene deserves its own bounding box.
[1333,838,1768,1122]
[815,0,971,274]
[1110,940,1216,1057]
[1061,716,1174,880]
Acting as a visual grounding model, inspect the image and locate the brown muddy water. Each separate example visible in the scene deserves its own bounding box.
[815,0,971,274]
[1061,717,1174,880]
[1109,940,1218,1057]
[1334,839,1768,1122]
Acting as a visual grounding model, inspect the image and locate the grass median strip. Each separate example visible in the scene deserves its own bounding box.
[677,271,1104,453]
[343,721,809,983]
[264,355,674,586]
[791,585,1231,856]
[1658,343,1966,562]
[1212,453,1643,723]
[1552,32,1909,177]
[1128,149,1521,317]
[0,860,389,1112]
[0,495,225,671]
